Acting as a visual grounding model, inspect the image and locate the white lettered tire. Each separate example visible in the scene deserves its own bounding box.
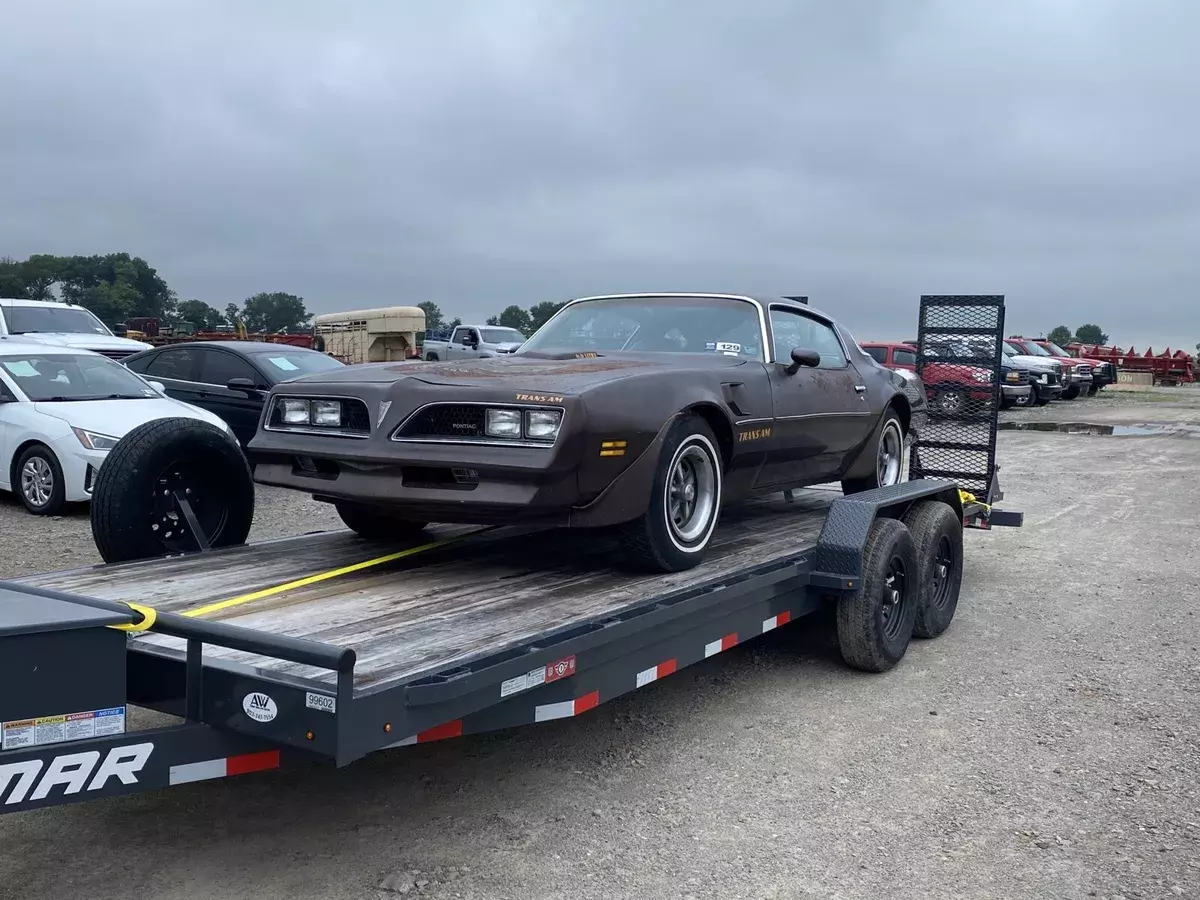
[619,414,723,572]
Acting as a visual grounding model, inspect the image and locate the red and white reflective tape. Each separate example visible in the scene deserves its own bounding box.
[388,719,463,748]
[168,749,280,786]
[635,658,677,688]
[704,633,738,658]
[534,691,599,722]
[761,610,792,633]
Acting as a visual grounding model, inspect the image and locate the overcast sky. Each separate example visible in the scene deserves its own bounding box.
[1,0,1196,345]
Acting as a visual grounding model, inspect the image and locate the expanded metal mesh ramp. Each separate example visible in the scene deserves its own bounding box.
[908,294,1005,500]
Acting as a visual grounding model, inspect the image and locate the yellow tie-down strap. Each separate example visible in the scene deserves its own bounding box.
[958,489,991,514]
[107,526,493,630]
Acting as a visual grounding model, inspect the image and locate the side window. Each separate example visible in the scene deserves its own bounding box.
[893,349,917,367]
[769,308,848,369]
[145,348,196,380]
[196,349,258,386]
[862,346,888,364]
[454,328,471,345]
[123,353,153,374]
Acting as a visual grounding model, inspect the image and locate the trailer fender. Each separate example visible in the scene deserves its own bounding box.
[810,480,962,592]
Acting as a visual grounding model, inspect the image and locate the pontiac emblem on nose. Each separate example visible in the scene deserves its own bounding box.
[377,400,392,427]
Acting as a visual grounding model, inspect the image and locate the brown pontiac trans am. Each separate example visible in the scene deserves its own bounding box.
[247,294,926,573]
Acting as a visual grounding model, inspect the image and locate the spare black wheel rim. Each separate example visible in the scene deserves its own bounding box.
[929,534,955,611]
[879,553,909,641]
[150,458,230,551]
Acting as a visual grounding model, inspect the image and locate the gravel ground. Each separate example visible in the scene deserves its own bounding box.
[2,388,1199,900]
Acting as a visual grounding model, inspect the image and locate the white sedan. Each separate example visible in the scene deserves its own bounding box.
[0,341,234,515]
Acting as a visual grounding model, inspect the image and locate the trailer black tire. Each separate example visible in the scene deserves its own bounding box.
[91,418,254,563]
[900,500,963,639]
[335,502,428,543]
[619,414,723,573]
[835,517,919,672]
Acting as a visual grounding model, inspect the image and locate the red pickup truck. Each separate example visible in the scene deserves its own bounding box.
[859,341,1026,412]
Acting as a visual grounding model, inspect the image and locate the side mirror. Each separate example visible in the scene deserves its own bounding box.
[226,377,258,394]
[148,381,166,393]
[785,347,821,375]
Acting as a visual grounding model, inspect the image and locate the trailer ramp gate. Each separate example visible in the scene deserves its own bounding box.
[909,294,1021,528]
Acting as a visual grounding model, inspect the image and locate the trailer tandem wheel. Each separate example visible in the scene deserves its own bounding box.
[900,500,964,639]
[834,516,919,673]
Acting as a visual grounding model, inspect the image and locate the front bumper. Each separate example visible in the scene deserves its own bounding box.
[247,390,666,529]
[1002,384,1032,402]
[57,444,109,503]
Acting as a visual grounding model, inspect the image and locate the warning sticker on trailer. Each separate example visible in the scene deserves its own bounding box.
[499,655,577,699]
[1,706,125,751]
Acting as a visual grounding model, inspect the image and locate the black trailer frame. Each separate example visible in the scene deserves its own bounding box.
[0,477,1018,816]
[0,294,1024,816]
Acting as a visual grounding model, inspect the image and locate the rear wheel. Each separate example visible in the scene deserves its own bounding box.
[900,500,964,639]
[335,502,429,542]
[836,517,919,672]
[841,410,905,495]
[619,414,723,573]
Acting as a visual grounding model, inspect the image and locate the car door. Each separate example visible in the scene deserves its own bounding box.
[755,305,872,487]
[192,348,268,446]
[141,348,203,404]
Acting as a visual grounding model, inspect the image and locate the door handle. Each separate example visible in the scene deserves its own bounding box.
[854,384,867,393]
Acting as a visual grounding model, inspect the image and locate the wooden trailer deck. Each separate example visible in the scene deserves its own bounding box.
[16,490,837,689]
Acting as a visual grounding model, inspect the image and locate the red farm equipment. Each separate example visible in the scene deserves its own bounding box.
[1067,343,1196,386]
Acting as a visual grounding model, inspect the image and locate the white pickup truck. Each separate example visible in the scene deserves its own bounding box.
[0,298,151,360]
[422,324,526,361]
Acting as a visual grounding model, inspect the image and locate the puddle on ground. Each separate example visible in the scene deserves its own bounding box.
[999,421,1200,438]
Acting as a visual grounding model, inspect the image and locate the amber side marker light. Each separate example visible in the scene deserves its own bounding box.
[600,440,627,457]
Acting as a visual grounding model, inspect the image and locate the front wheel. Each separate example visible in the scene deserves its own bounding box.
[619,414,723,573]
[1063,384,1081,400]
[16,444,66,515]
[841,410,905,495]
[335,502,429,543]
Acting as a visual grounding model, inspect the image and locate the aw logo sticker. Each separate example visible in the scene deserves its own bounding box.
[242,692,278,723]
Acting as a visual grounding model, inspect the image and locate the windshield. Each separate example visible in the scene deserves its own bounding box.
[1042,341,1070,356]
[1010,340,1050,357]
[518,295,764,361]
[480,328,525,344]
[250,349,345,378]
[1001,343,1017,357]
[0,352,160,401]
[1,304,111,336]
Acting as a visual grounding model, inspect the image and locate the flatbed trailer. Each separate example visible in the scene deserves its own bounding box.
[0,294,1023,816]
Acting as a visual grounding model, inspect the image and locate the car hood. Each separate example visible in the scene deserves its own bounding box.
[12,333,153,351]
[34,396,229,437]
[281,352,752,393]
[1006,353,1056,371]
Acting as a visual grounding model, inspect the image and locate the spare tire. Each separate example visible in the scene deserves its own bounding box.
[91,417,255,564]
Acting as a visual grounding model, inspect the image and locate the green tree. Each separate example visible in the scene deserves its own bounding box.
[488,305,532,333]
[447,316,462,330]
[54,253,176,324]
[176,299,227,330]
[224,303,242,325]
[241,291,311,333]
[0,257,25,297]
[19,254,60,301]
[1074,324,1108,345]
[416,301,444,333]
[1046,325,1073,346]
[526,300,566,332]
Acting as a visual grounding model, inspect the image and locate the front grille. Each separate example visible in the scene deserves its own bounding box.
[267,397,371,435]
[400,404,486,438]
[1075,364,1092,377]
[95,349,135,360]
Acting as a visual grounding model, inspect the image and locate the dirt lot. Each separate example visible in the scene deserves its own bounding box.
[2,388,1199,900]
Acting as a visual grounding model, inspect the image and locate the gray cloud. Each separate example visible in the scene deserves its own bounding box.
[1,0,1197,347]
